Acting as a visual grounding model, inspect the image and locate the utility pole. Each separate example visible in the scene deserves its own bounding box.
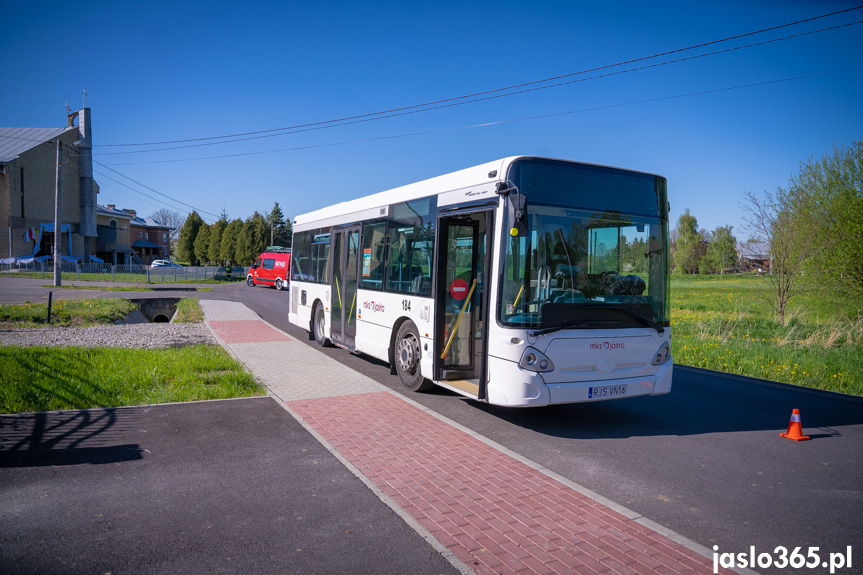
[53,140,62,287]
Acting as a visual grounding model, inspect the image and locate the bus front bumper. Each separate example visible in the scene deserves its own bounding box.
[486,356,673,407]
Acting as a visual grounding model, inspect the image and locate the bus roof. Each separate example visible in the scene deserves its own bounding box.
[292,157,512,231]
[291,156,662,232]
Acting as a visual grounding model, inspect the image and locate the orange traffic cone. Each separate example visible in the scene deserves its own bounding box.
[780,409,810,441]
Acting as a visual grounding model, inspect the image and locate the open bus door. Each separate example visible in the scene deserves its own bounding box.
[434,210,493,400]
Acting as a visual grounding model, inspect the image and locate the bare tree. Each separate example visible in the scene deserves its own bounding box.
[740,189,817,324]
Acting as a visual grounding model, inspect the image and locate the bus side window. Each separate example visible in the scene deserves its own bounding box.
[290,231,312,281]
[310,230,331,284]
[385,197,436,295]
[361,221,386,290]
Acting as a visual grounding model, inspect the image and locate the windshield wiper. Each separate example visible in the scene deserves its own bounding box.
[530,320,618,337]
[530,304,665,336]
[608,306,665,335]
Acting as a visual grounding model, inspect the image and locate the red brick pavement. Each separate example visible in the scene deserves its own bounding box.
[289,391,726,575]
[208,320,293,344]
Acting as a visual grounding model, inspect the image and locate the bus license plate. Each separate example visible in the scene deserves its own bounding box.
[588,384,628,399]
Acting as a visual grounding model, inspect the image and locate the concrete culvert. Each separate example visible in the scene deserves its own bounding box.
[117,298,181,324]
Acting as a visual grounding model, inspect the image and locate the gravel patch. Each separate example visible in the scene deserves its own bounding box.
[0,323,217,349]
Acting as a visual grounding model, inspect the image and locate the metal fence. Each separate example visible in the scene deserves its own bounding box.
[0,262,251,283]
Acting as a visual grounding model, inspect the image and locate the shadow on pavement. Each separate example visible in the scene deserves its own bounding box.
[471,366,863,439]
[0,408,143,468]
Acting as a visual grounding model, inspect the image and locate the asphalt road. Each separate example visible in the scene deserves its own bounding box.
[0,398,460,575]
[3,277,862,574]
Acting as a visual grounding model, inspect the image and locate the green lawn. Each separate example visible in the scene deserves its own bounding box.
[0,298,138,327]
[671,274,862,395]
[0,345,265,414]
[0,298,265,414]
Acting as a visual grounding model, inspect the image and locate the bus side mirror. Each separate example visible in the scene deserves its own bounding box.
[496,180,527,237]
[508,192,528,237]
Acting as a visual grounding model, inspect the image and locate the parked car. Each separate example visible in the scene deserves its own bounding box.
[150,259,182,268]
[247,247,291,290]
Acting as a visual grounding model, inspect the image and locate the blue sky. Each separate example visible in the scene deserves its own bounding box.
[2,0,861,237]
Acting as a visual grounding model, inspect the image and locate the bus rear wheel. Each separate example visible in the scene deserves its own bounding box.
[313,303,332,347]
[394,321,432,392]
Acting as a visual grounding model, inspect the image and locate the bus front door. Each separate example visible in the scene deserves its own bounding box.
[331,227,360,351]
[435,210,492,400]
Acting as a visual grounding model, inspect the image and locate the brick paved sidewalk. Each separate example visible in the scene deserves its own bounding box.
[201,300,741,575]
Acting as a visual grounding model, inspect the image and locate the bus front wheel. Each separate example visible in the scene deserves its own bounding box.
[394,321,432,392]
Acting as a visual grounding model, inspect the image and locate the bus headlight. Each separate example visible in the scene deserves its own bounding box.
[651,342,671,365]
[519,347,555,372]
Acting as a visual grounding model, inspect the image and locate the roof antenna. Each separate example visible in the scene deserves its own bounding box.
[81,89,87,108]
[65,102,71,114]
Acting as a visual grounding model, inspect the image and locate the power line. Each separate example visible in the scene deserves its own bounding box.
[95,180,183,214]
[93,169,215,222]
[94,17,863,156]
[478,68,863,129]
[100,67,860,167]
[93,160,221,220]
[94,5,862,149]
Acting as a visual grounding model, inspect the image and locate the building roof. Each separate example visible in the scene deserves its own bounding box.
[97,204,172,229]
[0,127,77,163]
[97,204,132,219]
[131,215,171,230]
[738,241,770,260]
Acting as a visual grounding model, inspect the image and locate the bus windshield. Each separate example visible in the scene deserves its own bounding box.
[500,159,670,330]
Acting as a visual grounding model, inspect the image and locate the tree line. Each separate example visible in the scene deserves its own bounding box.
[174,202,292,267]
[671,210,739,275]
[673,141,862,322]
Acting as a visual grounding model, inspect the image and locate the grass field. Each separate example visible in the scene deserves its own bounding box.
[0,298,138,327]
[0,298,265,414]
[671,274,862,396]
[0,345,264,414]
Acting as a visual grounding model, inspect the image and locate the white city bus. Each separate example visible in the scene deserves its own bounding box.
[288,156,672,407]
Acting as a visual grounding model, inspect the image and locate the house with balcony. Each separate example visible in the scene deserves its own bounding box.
[96,204,134,265]
[96,205,172,265]
[127,209,171,265]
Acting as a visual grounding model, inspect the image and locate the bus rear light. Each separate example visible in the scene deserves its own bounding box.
[519,347,555,373]
[651,342,671,365]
